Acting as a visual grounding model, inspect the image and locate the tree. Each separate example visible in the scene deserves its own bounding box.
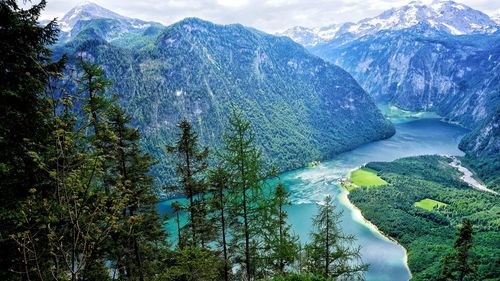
[304,196,367,280]
[166,120,210,247]
[259,183,300,277]
[222,110,266,280]
[171,201,185,249]
[208,165,233,281]
[106,106,166,281]
[159,246,223,281]
[439,219,475,281]
[0,0,65,279]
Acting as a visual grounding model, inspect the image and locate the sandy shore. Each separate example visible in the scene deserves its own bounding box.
[337,184,412,280]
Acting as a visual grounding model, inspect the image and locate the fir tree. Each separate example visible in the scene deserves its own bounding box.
[171,201,185,249]
[259,183,300,277]
[304,196,367,280]
[166,120,210,247]
[208,165,233,281]
[439,219,475,281]
[106,106,166,281]
[0,0,64,279]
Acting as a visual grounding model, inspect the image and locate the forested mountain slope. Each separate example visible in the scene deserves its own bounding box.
[53,5,394,182]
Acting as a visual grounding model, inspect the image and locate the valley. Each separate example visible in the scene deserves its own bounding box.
[2,0,499,280]
[159,110,470,281]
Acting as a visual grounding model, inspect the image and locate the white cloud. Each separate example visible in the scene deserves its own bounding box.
[38,0,500,33]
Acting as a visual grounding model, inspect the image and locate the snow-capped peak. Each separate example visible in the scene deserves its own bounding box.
[277,24,340,47]
[344,0,497,37]
[59,1,131,32]
[282,0,498,47]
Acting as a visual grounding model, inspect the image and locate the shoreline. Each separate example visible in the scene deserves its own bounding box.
[338,168,412,280]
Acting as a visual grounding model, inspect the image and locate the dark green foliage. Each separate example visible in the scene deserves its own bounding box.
[261,273,329,281]
[349,155,500,280]
[258,184,300,277]
[106,106,167,281]
[439,219,476,281]
[303,196,367,280]
[158,246,223,281]
[0,0,65,279]
[166,120,211,247]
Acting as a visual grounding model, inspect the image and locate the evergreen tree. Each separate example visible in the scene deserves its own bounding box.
[439,219,475,281]
[0,0,65,279]
[106,106,166,281]
[171,201,185,249]
[221,110,266,280]
[304,196,367,280]
[208,165,233,281]
[259,183,300,277]
[166,120,210,247]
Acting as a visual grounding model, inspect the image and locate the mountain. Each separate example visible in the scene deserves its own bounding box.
[460,107,500,158]
[311,25,500,128]
[53,6,395,182]
[303,1,499,131]
[281,0,498,47]
[51,1,160,42]
[277,24,340,47]
[491,11,500,24]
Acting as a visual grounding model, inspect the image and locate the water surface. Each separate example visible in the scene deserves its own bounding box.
[158,118,468,281]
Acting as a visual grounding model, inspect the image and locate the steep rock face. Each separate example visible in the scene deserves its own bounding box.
[55,16,394,181]
[311,25,500,128]
[459,107,500,157]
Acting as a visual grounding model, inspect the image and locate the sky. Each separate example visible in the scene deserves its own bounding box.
[38,0,500,33]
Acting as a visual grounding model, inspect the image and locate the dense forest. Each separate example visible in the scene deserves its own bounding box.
[0,1,368,280]
[348,155,499,281]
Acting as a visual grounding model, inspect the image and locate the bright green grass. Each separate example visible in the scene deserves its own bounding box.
[350,168,388,187]
[414,198,448,211]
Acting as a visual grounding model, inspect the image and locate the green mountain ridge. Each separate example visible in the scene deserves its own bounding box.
[53,16,395,184]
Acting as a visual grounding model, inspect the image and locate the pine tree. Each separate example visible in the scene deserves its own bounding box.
[106,106,166,281]
[259,183,300,277]
[208,165,233,281]
[304,196,367,280]
[221,110,266,280]
[439,219,475,281]
[171,201,185,249]
[0,0,65,279]
[166,120,210,247]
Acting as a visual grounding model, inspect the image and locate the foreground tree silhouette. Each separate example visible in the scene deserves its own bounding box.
[439,219,475,281]
[0,1,65,279]
[304,196,367,280]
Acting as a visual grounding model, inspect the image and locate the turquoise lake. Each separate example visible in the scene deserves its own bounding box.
[158,117,469,281]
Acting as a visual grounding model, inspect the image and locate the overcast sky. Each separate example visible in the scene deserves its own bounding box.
[39,0,500,33]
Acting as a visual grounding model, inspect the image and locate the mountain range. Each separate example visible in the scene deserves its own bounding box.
[279,0,499,161]
[279,0,498,46]
[49,2,395,182]
[48,0,499,182]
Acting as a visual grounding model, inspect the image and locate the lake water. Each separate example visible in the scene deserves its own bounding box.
[158,117,468,281]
